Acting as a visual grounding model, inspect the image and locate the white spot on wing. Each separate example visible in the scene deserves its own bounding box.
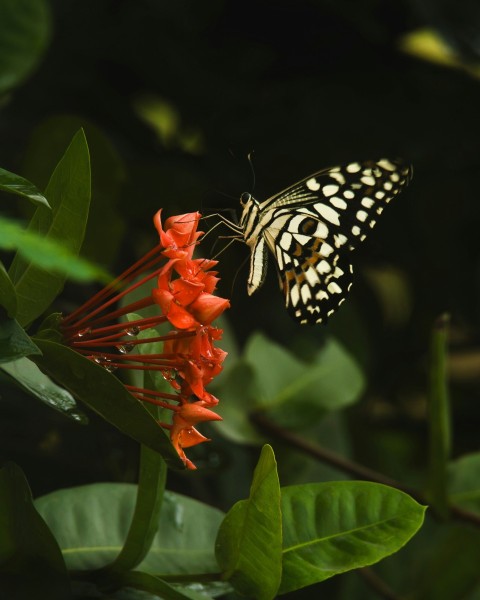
[375,190,385,199]
[334,233,348,247]
[327,281,342,294]
[301,284,312,304]
[361,175,376,186]
[361,197,374,209]
[378,159,396,171]
[323,184,339,197]
[329,172,346,185]
[352,225,361,236]
[346,162,361,173]
[320,242,334,257]
[356,210,368,222]
[290,286,300,307]
[343,190,355,199]
[316,203,340,226]
[330,197,347,210]
[305,268,319,286]
[318,260,331,274]
[306,178,320,191]
[280,232,292,251]
[315,289,329,300]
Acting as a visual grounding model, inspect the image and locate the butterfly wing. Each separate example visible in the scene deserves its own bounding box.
[259,158,412,324]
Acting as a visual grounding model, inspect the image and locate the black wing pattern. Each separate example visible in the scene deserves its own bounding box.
[258,158,412,324]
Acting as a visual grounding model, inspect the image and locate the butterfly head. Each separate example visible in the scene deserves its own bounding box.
[240,192,252,207]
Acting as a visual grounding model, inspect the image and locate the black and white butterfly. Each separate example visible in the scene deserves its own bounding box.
[217,158,412,325]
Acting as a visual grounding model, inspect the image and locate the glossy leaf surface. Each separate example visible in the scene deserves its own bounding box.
[216,445,282,600]
[10,129,92,326]
[280,481,426,593]
[0,463,71,599]
[35,483,224,574]
[31,339,183,468]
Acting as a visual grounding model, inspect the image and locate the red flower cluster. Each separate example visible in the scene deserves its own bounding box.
[61,211,229,469]
[151,211,229,468]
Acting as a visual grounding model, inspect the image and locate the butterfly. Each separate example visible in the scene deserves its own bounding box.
[218,158,413,325]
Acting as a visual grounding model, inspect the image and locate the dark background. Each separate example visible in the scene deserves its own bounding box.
[2,1,480,596]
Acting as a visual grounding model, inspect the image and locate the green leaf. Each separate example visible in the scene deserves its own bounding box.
[0,314,41,362]
[0,356,85,422]
[0,215,110,284]
[0,261,17,316]
[35,483,224,575]
[31,339,183,468]
[23,115,127,266]
[0,166,50,207]
[427,314,451,517]
[0,463,71,599]
[105,447,167,574]
[279,481,426,594]
[9,129,92,326]
[216,445,282,600]
[266,337,365,429]
[447,452,480,513]
[244,332,306,406]
[243,332,365,429]
[0,0,51,94]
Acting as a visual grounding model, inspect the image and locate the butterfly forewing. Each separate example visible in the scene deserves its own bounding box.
[238,158,412,324]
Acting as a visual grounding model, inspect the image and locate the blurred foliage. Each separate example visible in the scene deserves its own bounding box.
[2,0,480,598]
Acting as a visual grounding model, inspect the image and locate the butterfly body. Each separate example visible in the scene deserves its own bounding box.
[228,158,412,324]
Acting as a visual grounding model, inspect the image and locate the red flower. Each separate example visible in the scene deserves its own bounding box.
[61,210,229,469]
[153,210,202,260]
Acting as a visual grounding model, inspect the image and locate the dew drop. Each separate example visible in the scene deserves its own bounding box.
[172,504,185,531]
[75,327,92,338]
[125,326,140,337]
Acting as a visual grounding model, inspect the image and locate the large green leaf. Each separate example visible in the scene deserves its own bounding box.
[105,446,167,575]
[31,339,183,468]
[279,481,426,594]
[215,445,282,600]
[0,166,49,207]
[0,0,51,94]
[0,463,71,599]
[243,332,364,428]
[265,337,365,429]
[9,129,92,326]
[0,261,17,316]
[0,314,41,363]
[35,483,224,575]
[0,356,85,422]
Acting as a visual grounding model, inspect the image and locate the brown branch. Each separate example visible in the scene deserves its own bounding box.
[358,567,402,600]
[251,412,480,529]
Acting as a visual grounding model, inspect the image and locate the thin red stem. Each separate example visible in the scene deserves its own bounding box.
[62,245,165,326]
